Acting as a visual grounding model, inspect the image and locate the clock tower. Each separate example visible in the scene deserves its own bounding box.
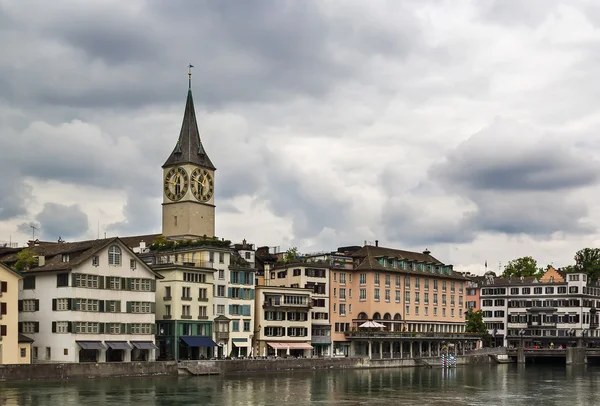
[162,79,216,239]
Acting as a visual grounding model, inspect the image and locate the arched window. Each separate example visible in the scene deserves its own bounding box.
[358,312,368,320]
[383,313,392,320]
[108,246,122,265]
[394,313,402,321]
[373,312,381,320]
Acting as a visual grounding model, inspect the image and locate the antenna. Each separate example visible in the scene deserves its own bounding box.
[97,220,100,240]
[30,225,38,241]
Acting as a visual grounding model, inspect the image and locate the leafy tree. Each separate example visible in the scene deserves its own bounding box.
[501,256,543,278]
[283,247,299,263]
[14,249,36,271]
[574,248,600,283]
[465,309,491,347]
[560,265,576,273]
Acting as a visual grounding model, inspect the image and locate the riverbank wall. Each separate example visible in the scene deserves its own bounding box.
[0,354,495,382]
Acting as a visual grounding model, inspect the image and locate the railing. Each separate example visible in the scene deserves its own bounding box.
[162,315,172,319]
[155,257,215,268]
[181,315,192,319]
[163,296,172,301]
[344,330,482,339]
[198,297,209,302]
[263,303,312,309]
[216,332,229,340]
[182,297,193,301]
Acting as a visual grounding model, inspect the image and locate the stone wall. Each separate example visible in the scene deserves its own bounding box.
[0,361,178,382]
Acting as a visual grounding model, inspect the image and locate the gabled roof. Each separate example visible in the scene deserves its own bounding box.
[0,261,22,278]
[163,89,215,170]
[351,245,444,265]
[119,234,161,249]
[18,334,34,343]
[0,237,163,278]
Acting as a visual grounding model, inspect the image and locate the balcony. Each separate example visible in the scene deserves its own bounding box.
[344,330,482,340]
[181,315,192,319]
[198,297,209,302]
[263,302,312,309]
[181,297,192,301]
[163,315,172,319]
[591,322,599,329]
[197,316,209,320]
[216,331,229,340]
[155,257,215,269]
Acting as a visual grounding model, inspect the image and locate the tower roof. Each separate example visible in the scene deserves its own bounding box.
[163,89,216,170]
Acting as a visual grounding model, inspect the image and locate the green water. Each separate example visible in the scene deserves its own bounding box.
[1,364,599,405]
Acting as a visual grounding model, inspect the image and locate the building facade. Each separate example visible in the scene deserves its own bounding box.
[0,262,31,364]
[264,262,331,356]
[329,244,470,358]
[480,269,600,347]
[254,286,314,357]
[0,238,160,363]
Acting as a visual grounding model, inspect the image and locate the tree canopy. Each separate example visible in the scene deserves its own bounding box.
[14,249,36,271]
[573,248,600,283]
[283,247,299,263]
[465,309,489,335]
[501,256,543,278]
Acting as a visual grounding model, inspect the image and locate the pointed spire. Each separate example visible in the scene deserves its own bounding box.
[163,72,216,170]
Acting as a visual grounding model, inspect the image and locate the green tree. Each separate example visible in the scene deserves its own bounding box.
[283,247,299,263]
[465,309,491,347]
[574,248,600,283]
[14,249,36,271]
[501,256,543,278]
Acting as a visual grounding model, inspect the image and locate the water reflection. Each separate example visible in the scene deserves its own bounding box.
[1,364,600,406]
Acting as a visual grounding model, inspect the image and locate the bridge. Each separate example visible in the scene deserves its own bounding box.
[506,347,600,364]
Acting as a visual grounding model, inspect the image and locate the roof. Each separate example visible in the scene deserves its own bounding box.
[18,334,34,343]
[351,245,444,264]
[352,245,467,280]
[0,261,22,278]
[119,234,161,249]
[163,89,215,170]
[0,237,163,278]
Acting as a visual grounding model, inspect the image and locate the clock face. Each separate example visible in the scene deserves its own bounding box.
[164,167,189,201]
[190,168,214,202]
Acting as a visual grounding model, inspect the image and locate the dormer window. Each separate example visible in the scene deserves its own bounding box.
[108,246,122,265]
[92,256,99,267]
[61,254,70,263]
[130,259,136,270]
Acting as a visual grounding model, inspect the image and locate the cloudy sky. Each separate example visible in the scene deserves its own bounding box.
[1,0,600,274]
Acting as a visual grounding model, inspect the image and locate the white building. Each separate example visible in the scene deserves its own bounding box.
[0,237,161,363]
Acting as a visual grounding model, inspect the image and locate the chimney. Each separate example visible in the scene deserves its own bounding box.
[423,248,431,255]
[375,240,379,247]
[242,239,247,249]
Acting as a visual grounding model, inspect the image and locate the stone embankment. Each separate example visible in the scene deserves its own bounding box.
[0,353,497,382]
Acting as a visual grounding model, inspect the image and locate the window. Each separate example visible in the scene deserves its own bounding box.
[22,299,37,312]
[129,278,152,291]
[130,259,137,270]
[108,246,122,265]
[92,256,99,266]
[359,289,366,301]
[434,294,438,305]
[22,322,38,333]
[415,278,420,290]
[340,304,346,316]
[165,305,171,316]
[395,276,401,288]
[442,281,447,292]
[182,286,191,299]
[385,274,390,287]
[340,288,346,300]
[217,305,225,315]
[374,289,380,301]
[199,306,207,317]
[424,279,429,290]
[56,298,69,311]
[219,252,224,263]
[405,276,410,289]
[54,321,69,334]
[534,287,542,294]
[424,293,429,305]
[405,306,410,315]
[108,277,121,290]
[434,280,438,291]
[244,320,251,332]
[360,274,367,285]
[442,308,446,317]
[61,254,70,262]
[74,299,99,312]
[75,274,99,289]
[129,302,152,313]
[340,273,346,284]
[415,292,420,304]
[56,273,69,287]
[442,294,447,306]
[23,276,36,290]
[46,347,51,360]
[130,323,152,334]
[405,292,410,304]
[182,305,191,317]
[395,290,401,302]
[385,289,390,302]
[374,273,380,285]
[199,288,208,300]
[415,306,419,315]
[219,270,225,280]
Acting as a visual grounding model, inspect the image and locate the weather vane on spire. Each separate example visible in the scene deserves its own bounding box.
[188,63,194,89]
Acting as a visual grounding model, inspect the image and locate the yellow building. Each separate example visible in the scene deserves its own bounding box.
[1,262,32,364]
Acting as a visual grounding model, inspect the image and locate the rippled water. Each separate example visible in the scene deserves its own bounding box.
[1,364,599,405]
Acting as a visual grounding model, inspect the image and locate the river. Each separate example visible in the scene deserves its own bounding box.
[1,364,599,405]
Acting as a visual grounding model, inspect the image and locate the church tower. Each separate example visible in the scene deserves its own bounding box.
[162,69,216,239]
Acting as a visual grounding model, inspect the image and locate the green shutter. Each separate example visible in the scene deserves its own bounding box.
[121,323,127,334]
[98,276,104,289]
[35,299,40,311]
[121,277,127,290]
[126,278,132,291]
[150,279,156,292]
[67,298,72,310]
[99,323,104,334]
[228,287,232,298]
[34,322,40,333]
[105,276,110,289]
[127,324,132,334]
[99,301,105,313]
[116,301,121,313]
[52,322,56,333]
[151,324,157,335]
[229,305,233,315]
[250,289,255,300]
[71,273,77,287]
[68,322,73,333]
[239,288,244,299]
[151,302,156,314]
[52,299,57,311]
[126,302,132,313]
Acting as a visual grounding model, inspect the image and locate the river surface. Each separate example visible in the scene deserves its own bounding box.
[1,364,599,405]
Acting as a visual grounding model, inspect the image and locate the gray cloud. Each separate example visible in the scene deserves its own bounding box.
[35,203,89,241]
[0,167,31,220]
